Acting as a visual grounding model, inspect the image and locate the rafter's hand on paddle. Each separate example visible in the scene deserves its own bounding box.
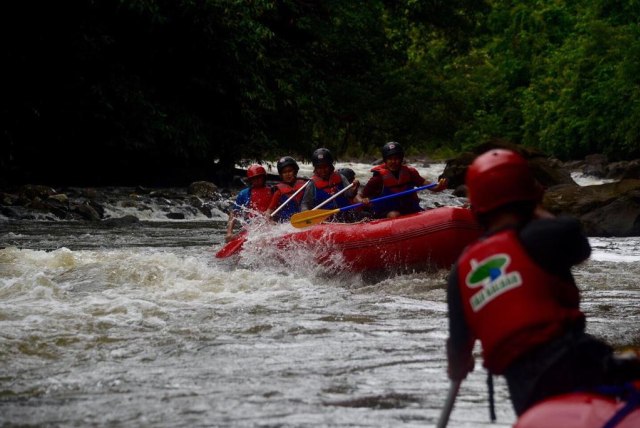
[432,178,448,192]
[356,195,371,206]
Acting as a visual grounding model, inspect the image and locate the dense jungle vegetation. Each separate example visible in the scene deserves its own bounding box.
[2,0,640,186]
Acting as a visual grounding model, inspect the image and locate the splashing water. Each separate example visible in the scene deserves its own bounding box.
[1,162,638,427]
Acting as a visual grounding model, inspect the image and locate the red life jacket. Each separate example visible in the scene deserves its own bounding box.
[371,164,419,198]
[275,179,306,201]
[311,172,343,195]
[457,229,584,373]
[248,187,272,213]
[274,179,307,221]
[310,172,348,209]
[369,165,421,217]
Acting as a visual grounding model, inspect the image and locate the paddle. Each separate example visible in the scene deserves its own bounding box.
[290,182,437,228]
[437,379,462,428]
[270,179,310,218]
[215,231,247,258]
[487,372,497,422]
[312,182,355,210]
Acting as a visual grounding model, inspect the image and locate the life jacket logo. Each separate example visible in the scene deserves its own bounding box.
[465,254,522,312]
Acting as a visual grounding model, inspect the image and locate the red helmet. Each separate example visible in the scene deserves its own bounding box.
[246,164,267,179]
[465,149,541,214]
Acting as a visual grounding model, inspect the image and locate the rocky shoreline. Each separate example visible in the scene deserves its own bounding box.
[440,142,640,237]
[0,181,229,225]
[2,146,640,237]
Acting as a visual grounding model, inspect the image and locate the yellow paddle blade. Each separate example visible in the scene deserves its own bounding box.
[290,208,340,228]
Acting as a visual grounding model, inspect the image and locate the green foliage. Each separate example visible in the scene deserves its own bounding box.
[3,0,640,186]
[520,5,640,159]
[449,0,640,160]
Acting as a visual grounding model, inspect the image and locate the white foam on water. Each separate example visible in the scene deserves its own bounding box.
[296,160,445,184]
[1,161,638,428]
[588,237,640,262]
[570,172,619,187]
[101,200,227,222]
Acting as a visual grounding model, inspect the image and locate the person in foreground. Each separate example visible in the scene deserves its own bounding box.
[300,148,359,220]
[446,148,640,416]
[265,156,307,222]
[359,141,447,218]
[225,164,273,242]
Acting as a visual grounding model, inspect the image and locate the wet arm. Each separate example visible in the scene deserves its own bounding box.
[520,216,591,275]
[342,176,358,199]
[225,211,237,242]
[226,191,247,241]
[447,266,476,380]
[361,175,383,199]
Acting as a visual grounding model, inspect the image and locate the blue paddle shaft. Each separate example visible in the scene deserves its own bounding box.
[339,182,438,212]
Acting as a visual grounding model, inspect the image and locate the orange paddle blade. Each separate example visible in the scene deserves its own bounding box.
[290,208,340,228]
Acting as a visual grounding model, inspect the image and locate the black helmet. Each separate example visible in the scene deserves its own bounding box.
[382,141,404,160]
[276,156,299,174]
[337,167,355,183]
[311,148,334,167]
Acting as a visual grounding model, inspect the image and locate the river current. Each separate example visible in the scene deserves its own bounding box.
[1,163,639,427]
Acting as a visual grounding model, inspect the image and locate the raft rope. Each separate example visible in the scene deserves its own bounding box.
[487,372,497,422]
[595,382,640,428]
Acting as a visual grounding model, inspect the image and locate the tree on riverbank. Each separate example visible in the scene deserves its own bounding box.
[2,1,639,187]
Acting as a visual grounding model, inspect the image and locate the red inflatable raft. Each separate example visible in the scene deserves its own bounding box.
[216,206,481,273]
[515,384,640,428]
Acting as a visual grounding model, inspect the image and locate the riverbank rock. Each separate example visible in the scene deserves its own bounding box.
[441,141,640,237]
[440,140,576,189]
[187,181,218,198]
[544,180,640,237]
[0,182,230,222]
[559,156,640,181]
[610,160,640,180]
[3,169,640,236]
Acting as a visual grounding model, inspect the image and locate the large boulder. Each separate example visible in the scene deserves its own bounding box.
[187,181,218,198]
[440,152,477,189]
[440,141,640,237]
[605,159,640,180]
[440,140,575,189]
[544,179,640,237]
[581,194,640,236]
[583,154,608,178]
[18,184,57,200]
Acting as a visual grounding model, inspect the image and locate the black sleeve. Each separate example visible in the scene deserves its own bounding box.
[519,216,591,276]
[447,263,473,351]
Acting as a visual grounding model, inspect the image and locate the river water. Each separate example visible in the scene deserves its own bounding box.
[1,163,639,427]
